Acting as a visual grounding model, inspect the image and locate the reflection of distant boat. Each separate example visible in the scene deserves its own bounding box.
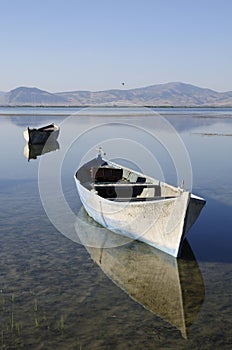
[23,123,59,145]
[24,141,60,160]
[74,152,206,257]
[75,207,205,339]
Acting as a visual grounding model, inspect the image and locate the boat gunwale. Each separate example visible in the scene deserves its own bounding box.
[31,124,59,132]
[74,157,192,205]
[76,157,184,192]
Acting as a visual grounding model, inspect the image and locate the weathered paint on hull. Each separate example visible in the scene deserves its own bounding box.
[75,179,205,257]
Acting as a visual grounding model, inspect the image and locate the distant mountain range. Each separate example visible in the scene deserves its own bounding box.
[1,82,232,107]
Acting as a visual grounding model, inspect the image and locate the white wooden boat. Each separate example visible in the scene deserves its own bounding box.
[74,153,206,257]
[75,207,205,339]
[23,123,59,145]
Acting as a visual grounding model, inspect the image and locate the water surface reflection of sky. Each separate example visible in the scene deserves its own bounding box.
[0,107,231,349]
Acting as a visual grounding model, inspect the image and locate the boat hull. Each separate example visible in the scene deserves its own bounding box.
[75,178,205,257]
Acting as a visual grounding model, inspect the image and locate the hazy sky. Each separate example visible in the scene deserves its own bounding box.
[0,0,232,92]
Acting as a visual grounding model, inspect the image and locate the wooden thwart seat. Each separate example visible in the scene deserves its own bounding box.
[94,183,159,188]
[108,196,177,202]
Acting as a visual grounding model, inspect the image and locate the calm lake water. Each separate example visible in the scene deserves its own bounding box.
[0,107,232,349]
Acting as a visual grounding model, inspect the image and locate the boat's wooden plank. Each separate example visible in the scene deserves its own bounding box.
[94,183,159,188]
[107,196,177,202]
[38,124,55,131]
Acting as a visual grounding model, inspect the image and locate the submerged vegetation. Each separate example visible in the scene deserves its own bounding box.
[0,289,68,348]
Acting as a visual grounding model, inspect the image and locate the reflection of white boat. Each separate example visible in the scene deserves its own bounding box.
[23,141,59,160]
[74,153,206,257]
[23,123,59,145]
[75,207,205,339]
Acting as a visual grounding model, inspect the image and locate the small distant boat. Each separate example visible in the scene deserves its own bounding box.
[23,123,59,145]
[74,151,206,258]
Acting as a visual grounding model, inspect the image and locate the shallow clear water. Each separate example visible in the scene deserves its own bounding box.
[0,107,232,349]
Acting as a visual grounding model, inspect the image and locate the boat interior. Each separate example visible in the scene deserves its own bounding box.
[76,158,181,202]
[37,124,57,132]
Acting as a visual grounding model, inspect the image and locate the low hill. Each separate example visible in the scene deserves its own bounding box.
[1,82,232,106]
[0,87,68,106]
